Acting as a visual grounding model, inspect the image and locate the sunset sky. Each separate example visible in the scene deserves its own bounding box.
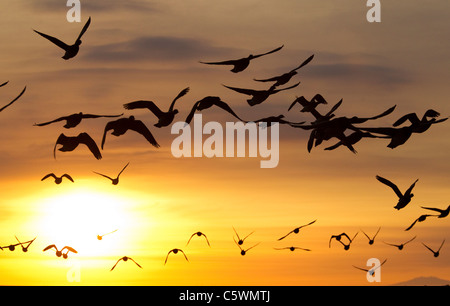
[0,0,449,286]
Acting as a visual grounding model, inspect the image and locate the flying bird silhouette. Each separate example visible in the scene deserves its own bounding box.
[34,17,91,60]
[41,173,74,184]
[253,54,314,87]
[54,132,102,160]
[337,232,359,251]
[97,229,118,240]
[93,162,130,185]
[235,241,260,256]
[420,205,450,218]
[165,248,189,265]
[123,87,190,128]
[43,245,77,258]
[273,246,311,252]
[34,112,123,129]
[376,175,418,210]
[277,220,317,241]
[184,96,243,125]
[393,109,448,133]
[405,214,436,231]
[288,95,343,125]
[101,116,160,149]
[244,115,305,128]
[361,227,381,245]
[384,236,416,250]
[353,259,387,276]
[200,45,284,73]
[422,239,445,258]
[186,232,210,247]
[233,227,254,246]
[1,242,21,251]
[14,236,36,252]
[329,233,351,248]
[110,256,142,271]
[324,131,389,154]
[0,86,26,113]
[223,82,300,106]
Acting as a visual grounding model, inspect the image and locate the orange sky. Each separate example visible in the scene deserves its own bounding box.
[0,0,449,286]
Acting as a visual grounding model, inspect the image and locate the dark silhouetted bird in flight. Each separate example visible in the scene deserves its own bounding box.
[393,109,448,133]
[384,236,416,250]
[41,173,74,184]
[186,232,210,247]
[43,245,77,258]
[353,259,387,276]
[338,232,359,251]
[235,241,260,256]
[422,239,445,258]
[184,96,243,124]
[165,248,189,265]
[97,229,118,240]
[277,220,316,241]
[111,256,142,271]
[253,54,314,87]
[233,227,254,246]
[405,214,436,231]
[14,236,36,252]
[54,132,102,160]
[123,87,190,128]
[93,162,130,185]
[200,45,284,73]
[223,82,300,106]
[361,227,381,245]
[34,17,91,60]
[329,233,351,248]
[421,205,450,218]
[274,246,311,252]
[0,86,26,113]
[376,175,418,210]
[101,116,160,149]
[34,112,123,129]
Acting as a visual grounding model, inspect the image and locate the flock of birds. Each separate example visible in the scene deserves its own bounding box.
[0,15,448,279]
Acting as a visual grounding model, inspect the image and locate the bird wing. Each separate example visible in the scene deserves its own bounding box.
[404,236,416,245]
[123,100,164,118]
[202,233,211,247]
[352,105,397,123]
[93,171,114,181]
[129,120,160,148]
[62,174,74,182]
[373,227,381,239]
[277,230,293,241]
[43,244,57,252]
[169,87,190,112]
[34,115,67,127]
[0,81,8,87]
[101,121,116,149]
[81,113,124,119]
[393,113,421,127]
[251,45,284,59]
[186,233,196,246]
[76,17,91,42]
[405,179,419,195]
[34,30,69,50]
[41,173,57,181]
[110,258,123,271]
[301,219,317,228]
[352,265,368,272]
[53,133,68,159]
[223,84,259,96]
[253,75,281,83]
[164,250,174,265]
[129,258,143,268]
[291,54,315,71]
[272,82,301,93]
[0,86,26,113]
[179,249,189,262]
[184,101,201,125]
[213,100,243,121]
[438,239,446,252]
[376,175,404,198]
[117,162,130,177]
[420,206,444,213]
[78,132,102,160]
[62,246,78,253]
[422,242,434,253]
[405,218,419,231]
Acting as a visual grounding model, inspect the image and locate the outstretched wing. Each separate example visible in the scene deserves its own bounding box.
[41,173,57,181]
[277,230,294,241]
[0,86,26,113]
[34,115,68,127]
[34,30,69,50]
[213,100,243,121]
[81,113,124,119]
[76,17,91,42]
[376,175,403,198]
[78,132,102,160]
[251,45,284,59]
[169,87,190,112]
[405,218,419,231]
[43,244,57,252]
[62,246,78,253]
[184,101,201,125]
[62,174,74,182]
[404,179,419,195]
[352,105,397,124]
[291,54,315,72]
[93,171,114,181]
[129,257,143,268]
[223,84,259,96]
[129,120,160,148]
[420,206,443,213]
[118,162,130,177]
[123,100,164,118]
[393,113,421,127]
[110,258,123,271]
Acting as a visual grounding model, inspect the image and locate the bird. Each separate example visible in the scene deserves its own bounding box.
[41,173,74,184]
[405,214,436,231]
[277,220,317,241]
[1,242,22,251]
[34,112,124,129]
[0,86,26,113]
[244,115,305,128]
[253,54,314,87]
[110,256,142,271]
[337,232,359,251]
[420,205,450,218]
[353,259,387,276]
[199,45,284,73]
[93,162,130,185]
[34,17,91,60]
[361,227,381,245]
[165,248,189,265]
[273,246,311,252]
[184,96,243,125]
[97,229,118,240]
[223,82,300,106]
[384,236,416,250]
[54,132,102,160]
[324,131,389,154]
[232,227,254,246]
[235,241,260,256]
[14,237,36,252]
[43,245,77,258]
[422,239,445,258]
[329,233,352,248]
[101,116,160,149]
[186,232,210,247]
[376,175,418,210]
[288,95,343,125]
[123,87,190,128]
[393,109,448,133]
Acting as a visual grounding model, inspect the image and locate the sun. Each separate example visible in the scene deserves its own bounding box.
[37,187,133,258]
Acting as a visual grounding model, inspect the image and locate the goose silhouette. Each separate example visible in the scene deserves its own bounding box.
[384,236,416,250]
[200,45,284,73]
[165,248,189,265]
[0,86,26,113]
[393,109,448,133]
[405,214,436,231]
[277,220,317,241]
[376,175,418,210]
[223,82,300,106]
[337,232,359,251]
[111,256,142,271]
[34,112,123,129]
[361,227,381,245]
[329,233,352,248]
[54,132,102,160]
[421,205,450,218]
[274,246,311,252]
[41,173,74,184]
[123,87,190,128]
[43,244,77,258]
[93,162,129,185]
[232,227,254,246]
[253,54,314,87]
[186,232,210,247]
[14,236,36,252]
[422,239,445,258]
[235,240,260,256]
[288,95,343,125]
[101,116,160,149]
[184,96,243,125]
[34,17,91,60]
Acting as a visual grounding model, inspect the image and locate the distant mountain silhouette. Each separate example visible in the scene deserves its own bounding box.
[390,276,450,286]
